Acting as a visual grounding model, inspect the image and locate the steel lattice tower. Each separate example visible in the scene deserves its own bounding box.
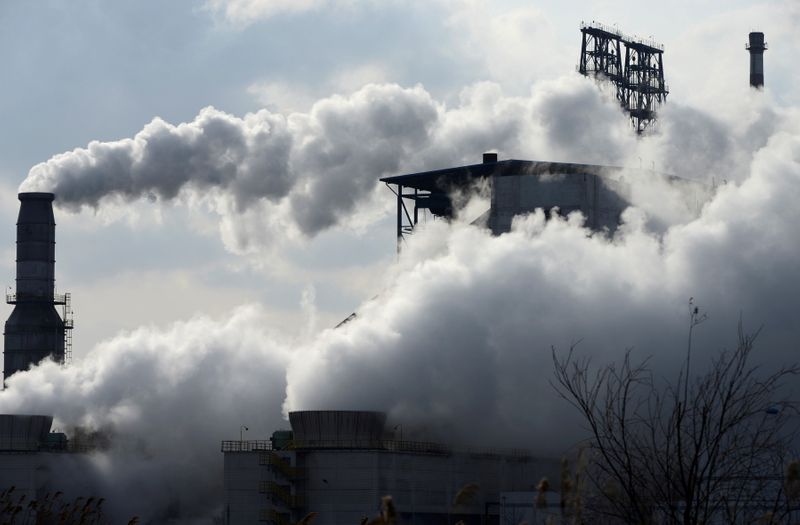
[578,22,625,104]
[579,22,669,134]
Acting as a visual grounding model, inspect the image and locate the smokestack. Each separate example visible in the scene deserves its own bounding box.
[3,193,71,384]
[746,32,767,88]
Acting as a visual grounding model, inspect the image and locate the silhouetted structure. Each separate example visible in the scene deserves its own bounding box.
[747,32,767,88]
[4,193,72,384]
[577,22,625,101]
[381,153,709,250]
[221,411,558,525]
[382,154,631,247]
[578,22,669,134]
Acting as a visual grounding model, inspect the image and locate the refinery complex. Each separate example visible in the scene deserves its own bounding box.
[0,24,774,525]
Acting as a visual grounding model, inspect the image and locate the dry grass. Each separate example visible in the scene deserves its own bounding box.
[0,486,120,525]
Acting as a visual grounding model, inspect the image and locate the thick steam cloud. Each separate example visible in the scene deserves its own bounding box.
[5,76,800,523]
[285,124,800,448]
[22,77,647,253]
[22,76,778,255]
[0,305,292,521]
[22,84,439,251]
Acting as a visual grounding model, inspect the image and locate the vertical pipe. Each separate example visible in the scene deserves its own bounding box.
[579,29,587,74]
[413,188,418,226]
[396,185,403,254]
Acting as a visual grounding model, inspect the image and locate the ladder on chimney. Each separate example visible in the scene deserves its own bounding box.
[62,293,74,365]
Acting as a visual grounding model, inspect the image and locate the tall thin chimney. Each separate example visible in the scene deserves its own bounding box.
[746,32,767,88]
[3,192,71,383]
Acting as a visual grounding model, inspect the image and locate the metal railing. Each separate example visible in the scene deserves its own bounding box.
[580,21,664,51]
[221,440,273,452]
[626,34,665,52]
[292,439,534,458]
[5,292,68,304]
[221,438,535,459]
[580,20,624,39]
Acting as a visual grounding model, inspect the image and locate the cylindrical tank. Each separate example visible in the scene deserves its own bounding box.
[4,193,65,382]
[747,32,766,88]
[289,411,386,446]
[0,414,53,451]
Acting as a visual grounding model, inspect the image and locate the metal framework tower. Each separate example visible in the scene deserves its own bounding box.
[624,40,668,134]
[4,192,73,384]
[579,22,669,134]
[578,22,625,103]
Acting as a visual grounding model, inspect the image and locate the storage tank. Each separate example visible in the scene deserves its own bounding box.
[0,414,53,451]
[289,411,386,446]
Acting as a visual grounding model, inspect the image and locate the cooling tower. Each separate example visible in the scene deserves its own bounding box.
[3,193,70,383]
[289,410,386,444]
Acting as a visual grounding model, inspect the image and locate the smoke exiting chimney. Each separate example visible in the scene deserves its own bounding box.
[3,192,72,384]
[746,32,767,88]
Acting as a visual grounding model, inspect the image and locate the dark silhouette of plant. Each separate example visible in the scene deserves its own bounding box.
[552,320,800,524]
[0,487,129,525]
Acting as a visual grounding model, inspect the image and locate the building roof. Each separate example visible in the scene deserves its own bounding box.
[380,159,625,192]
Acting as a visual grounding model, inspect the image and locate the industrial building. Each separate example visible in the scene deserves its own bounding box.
[382,153,635,247]
[221,411,559,525]
[381,152,709,253]
[229,158,648,523]
[3,192,73,384]
[0,414,91,504]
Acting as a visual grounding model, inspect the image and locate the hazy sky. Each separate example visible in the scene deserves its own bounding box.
[1,0,794,356]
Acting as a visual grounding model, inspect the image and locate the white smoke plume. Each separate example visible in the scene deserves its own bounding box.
[5,73,800,523]
[285,123,800,448]
[21,84,439,253]
[23,76,779,258]
[21,77,645,255]
[1,305,292,521]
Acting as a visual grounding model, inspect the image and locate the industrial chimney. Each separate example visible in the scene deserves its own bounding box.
[3,193,72,384]
[746,32,767,88]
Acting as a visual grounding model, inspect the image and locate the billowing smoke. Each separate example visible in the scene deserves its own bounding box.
[285,124,800,448]
[21,77,640,254]
[22,76,777,256]
[4,74,800,522]
[1,305,292,521]
[21,84,439,252]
